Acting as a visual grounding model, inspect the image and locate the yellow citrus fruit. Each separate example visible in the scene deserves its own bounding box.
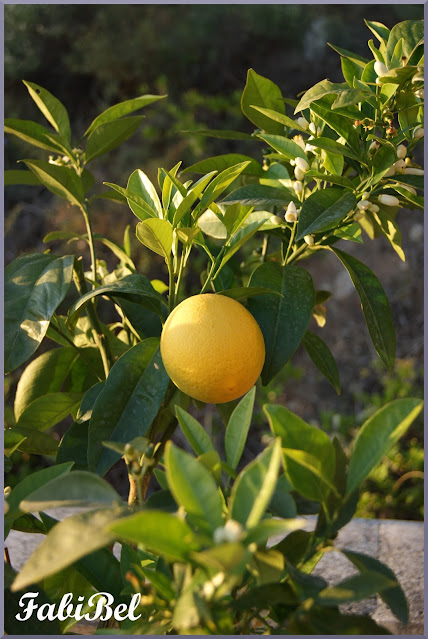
[160,293,265,404]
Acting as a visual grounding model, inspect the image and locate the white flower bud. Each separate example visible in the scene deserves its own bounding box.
[295,157,310,172]
[213,527,227,544]
[286,201,297,215]
[357,199,371,210]
[304,234,315,246]
[270,215,283,225]
[362,191,370,200]
[396,144,407,159]
[375,77,382,85]
[374,61,388,77]
[309,122,317,135]
[394,159,406,174]
[400,184,417,195]
[305,143,317,154]
[293,134,306,150]
[289,159,296,166]
[294,166,305,181]
[293,180,303,194]
[415,89,424,99]
[223,519,244,542]
[378,194,400,207]
[369,140,380,153]
[412,73,424,83]
[413,126,424,139]
[403,167,424,175]
[296,116,309,130]
[285,211,297,223]
[384,165,396,177]
[368,203,379,213]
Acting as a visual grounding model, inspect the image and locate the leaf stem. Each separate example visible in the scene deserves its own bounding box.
[283,221,298,265]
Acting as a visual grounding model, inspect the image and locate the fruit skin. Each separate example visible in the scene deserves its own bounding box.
[160,294,265,404]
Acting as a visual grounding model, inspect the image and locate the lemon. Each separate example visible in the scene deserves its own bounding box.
[160,294,265,404]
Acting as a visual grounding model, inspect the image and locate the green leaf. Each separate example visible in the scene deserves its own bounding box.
[316,571,396,606]
[332,88,370,110]
[247,262,315,385]
[241,69,285,134]
[88,339,170,476]
[250,105,308,131]
[371,209,405,261]
[346,398,423,495]
[341,57,363,87]
[264,403,336,503]
[310,101,361,155]
[397,91,421,140]
[305,136,361,161]
[4,119,69,154]
[294,79,348,113]
[84,94,166,137]
[218,219,267,270]
[20,471,122,511]
[390,185,424,211]
[176,406,214,456]
[57,420,90,470]
[333,222,363,243]
[258,133,308,161]
[5,428,59,456]
[172,172,217,226]
[84,116,144,163]
[136,218,173,260]
[269,474,297,518]
[127,168,163,218]
[194,162,251,218]
[303,331,341,394]
[328,43,369,66]
[218,286,281,301]
[11,507,121,592]
[5,254,74,373]
[365,20,390,44]
[15,392,82,431]
[165,442,224,533]
[225,386,256,470]
[14,347,77,420]
[245,517,304,546]
[197,209,227,239]
[184,154,263,177]
[370,145,396,187]
[21,159,84,207]
[296,188,356,240]
[386,20,424,67]
[343,550,408,624]
[5,462,73,538]
[68,273,164,325]
[23,80,71,140]
[331,248,396,372]
[222,183,298,207]
[289,605,392,634]
[229,439,282,528]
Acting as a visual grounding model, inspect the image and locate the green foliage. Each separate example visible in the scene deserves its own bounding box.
[3,16,424,635]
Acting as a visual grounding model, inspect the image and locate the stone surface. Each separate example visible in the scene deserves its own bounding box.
[5,513,424,635]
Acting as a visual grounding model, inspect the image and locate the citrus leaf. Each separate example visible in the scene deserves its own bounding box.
[304,136,361,161]
[109,510,201,562]
[4,119,68,154]
[20,471,122,511]
[331,248,396,372]
[296,188,356,240]
[23,80,71,140]
[88,339,170,476]
[4,462,74,538]
[84,94,166,137]
[127,168,163,218]
[241,69,285,134]
[222,183,298,207]
[5,254,74,373]
[176,406,214,456]
[317,571,396,606]
[68,273,165,325]
[11,508,121,592]
[184,154,263,177]
[303,331,341,394]
[229,439,282,528]
[346,398,423,495]
[225,386,256,470]
[248,262,315,385]
[136,218,173,259]
[85,116,144,163]
[15,392,82,431]
[165,442,224,533]
[264,403,336,503]
[258,133,308,161]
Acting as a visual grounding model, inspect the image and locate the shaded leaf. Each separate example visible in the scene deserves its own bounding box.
[225,386,256,470]
[176,406,214,455]
[303,331,341,394]
[85,116,144,163]
[296,188,356,240]
[84,94,166,136]
[241,69,285,134]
